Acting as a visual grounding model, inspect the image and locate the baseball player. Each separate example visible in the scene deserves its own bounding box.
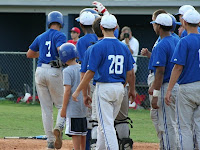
[76,10,98,63]
[27,11,66,149]
[76,9,98,150]
[72,14,135,150]
[79,17,103,150]
[149,13,179,150]
[59,43,87,150]
[176,5,200,38]
[165,9,200,150]
[141,9,167,150]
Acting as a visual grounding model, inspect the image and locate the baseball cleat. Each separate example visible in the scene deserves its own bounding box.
[54,128,62,149]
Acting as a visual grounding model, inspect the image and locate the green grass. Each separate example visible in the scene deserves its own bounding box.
[0,100,158,143]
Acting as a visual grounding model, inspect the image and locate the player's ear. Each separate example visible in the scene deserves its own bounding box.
[100,25,104,31]
[183,20,187,27]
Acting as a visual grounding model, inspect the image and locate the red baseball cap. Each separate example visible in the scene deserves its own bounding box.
[71,27,80,34]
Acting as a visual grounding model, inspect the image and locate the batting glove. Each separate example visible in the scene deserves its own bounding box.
[92,1,109,15]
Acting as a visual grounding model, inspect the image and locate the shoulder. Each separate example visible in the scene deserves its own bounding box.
[131,37,139,44]
[55,31,66,37]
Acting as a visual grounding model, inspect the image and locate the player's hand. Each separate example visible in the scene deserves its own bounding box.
[128,90,136,104]
[141,48,151,58]
[92,1,109,15]
[151,97,159,109]
[72,91,80,102]
[83,95,92,108]
[60,108,66,118]
[148,86,154,95]
[165,90,172,106]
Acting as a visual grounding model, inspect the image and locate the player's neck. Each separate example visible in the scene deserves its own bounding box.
[186,26,199,34]
[159,31,170,39]
[103,32,115,38]
[66,60,78,66]
[84,28,94,34]
[98,37,104,40]
[50,25,61,31]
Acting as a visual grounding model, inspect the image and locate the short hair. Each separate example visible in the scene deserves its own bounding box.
[157,24,173,31]
[188,23,199,27]
[103,28,115,32]
[48,22,62,28]
[153,9,167,18]
[121,26,131,33]
[80,24,93,29]
[92,17,104,38]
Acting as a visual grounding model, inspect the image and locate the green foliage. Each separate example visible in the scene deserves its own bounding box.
[0,100,158,142]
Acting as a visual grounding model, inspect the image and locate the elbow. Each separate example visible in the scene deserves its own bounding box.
[26,53,31,58]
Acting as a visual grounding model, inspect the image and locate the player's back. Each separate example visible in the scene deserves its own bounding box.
[153,35,179,83]
[32,29,66,65]
[89,38,134,84]
[76,33,98,62]
[174,33,200,84]
[63,64,87,118]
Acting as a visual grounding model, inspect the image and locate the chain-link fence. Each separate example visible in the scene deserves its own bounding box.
[0,52,36,102]
[0,52,150,108]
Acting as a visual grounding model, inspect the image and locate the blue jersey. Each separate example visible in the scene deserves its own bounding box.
[80,40,102,85]
[171,32,180,40]
[80,39,102,73]
[29,29,66,66]
[76,33,98,62]
[171,33,200,84]
[148,37,161,71]
[180,27,200,38]
[88,38,135,84]
[152,36,179,83]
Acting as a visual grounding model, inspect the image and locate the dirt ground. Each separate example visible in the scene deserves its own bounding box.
[0,139,159,150]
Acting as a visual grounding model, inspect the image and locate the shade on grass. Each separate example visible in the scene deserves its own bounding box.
[0,100,158,143]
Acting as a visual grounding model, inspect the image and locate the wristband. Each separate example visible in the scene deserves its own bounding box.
[153,90,160,97]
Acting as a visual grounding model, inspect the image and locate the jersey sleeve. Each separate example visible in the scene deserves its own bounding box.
[56,33,67,48]
[76,38,87,62]
[80,49,90,73]
[63,68,72,86]
[171,39,187,66]
[88,46,101,72]
[152,43,167,67]
[29,37,39,52]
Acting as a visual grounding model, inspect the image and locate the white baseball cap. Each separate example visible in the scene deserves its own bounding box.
[100,14,117,29]
[80,11,95,25]
[182,9,200,24]
[176,5,195,15]
[150,13,172,26]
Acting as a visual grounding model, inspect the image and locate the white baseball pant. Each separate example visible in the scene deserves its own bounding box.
[35,64,65,143]
[95,82,124,150]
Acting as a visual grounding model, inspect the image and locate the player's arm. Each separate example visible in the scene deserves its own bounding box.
[26,49,39,58]
[60,85,71,118]
[72,70,95,107]
[151,66,165,109]
[80,72,92,108]
[165,64,183,105]
[126,69,136,103]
